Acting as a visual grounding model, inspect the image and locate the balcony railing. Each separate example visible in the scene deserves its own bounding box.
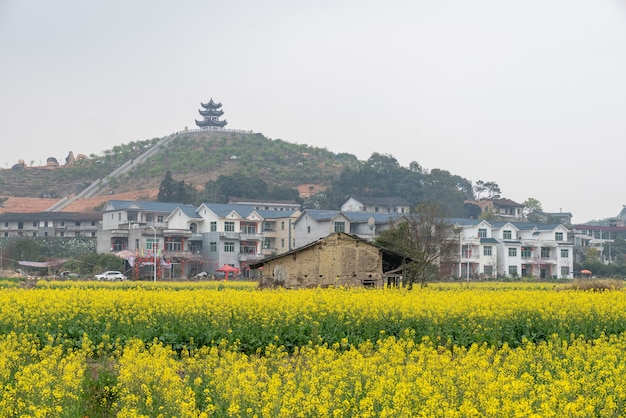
[238,253,265,262]
[240,232,264,241]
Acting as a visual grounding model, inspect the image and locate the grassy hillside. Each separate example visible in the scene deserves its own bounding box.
[0,131,359,198]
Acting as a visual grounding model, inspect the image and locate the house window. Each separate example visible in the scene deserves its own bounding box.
[4,222,8,227]
[44,221,49,227]
[60,221,65,226]
[33,221,37,227]
[484,246,492,256]
[541,247,551,258]
[166,239,183,252]
[118,213,122,221]
[225,221,235,232]
[555,232,563,241]
[478,228,487,238]
[484,265,493,277]
[281,221,285,231]
[146,239,158,251]
[157,216,164,223]
[334,222,346,233]
[503,230,512,239]
[190,223,198,234]
[307,226,311,233]
[240,242,256,254]
[241,223,256,234]
[281,239,285,248]
[263,239,271,249]
[60,232,64,237]
[561,266,570,277]
[75,221,81,227]
[209,242,217,252]
[91,221,96,226]
[521,247,532,258]
[508,266,518,277]
[113,240,124,252]
[560,249,569,258]
[33,232,37,237]
[146,214,154,222]
[224,242,235,253]
[508,248,517,257]
[210,222,217,232]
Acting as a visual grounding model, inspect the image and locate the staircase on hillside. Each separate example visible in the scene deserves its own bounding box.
[46,132,181,211]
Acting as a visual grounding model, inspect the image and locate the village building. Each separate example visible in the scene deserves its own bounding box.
[293,209,403,248]
[251,232,407,289]
[449,219,574,279]
[0,211,100,238]
[341,196,410,214]
[465,198,525,221]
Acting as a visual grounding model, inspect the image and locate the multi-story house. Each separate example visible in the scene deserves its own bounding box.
[0,212,101,238]
[466,198,525,221]
[571,224,626,264]
[97,200,301,278]
[97,200,196,254]
[450,219,573,279]
[341,196,410,214]
[293,209,403,248]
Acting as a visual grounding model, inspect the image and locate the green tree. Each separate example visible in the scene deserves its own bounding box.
[473,180,501,199]
[375,203,457,289]
[158,171,177,202]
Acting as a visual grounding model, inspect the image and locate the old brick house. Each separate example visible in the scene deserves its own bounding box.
[251,232,407,289]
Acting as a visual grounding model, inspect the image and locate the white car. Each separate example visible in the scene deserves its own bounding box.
[94,271,127,281]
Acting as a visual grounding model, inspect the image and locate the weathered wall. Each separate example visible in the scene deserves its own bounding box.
[260,234,383,289]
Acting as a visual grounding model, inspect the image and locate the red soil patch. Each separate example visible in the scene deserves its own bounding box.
[61,189,159,212]
[0,197,58,213]
[0,189,159,214]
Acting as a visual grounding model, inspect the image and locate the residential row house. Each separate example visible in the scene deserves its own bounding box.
[96,200,300,278]
[446,219,574,279]
[0,212,101,238]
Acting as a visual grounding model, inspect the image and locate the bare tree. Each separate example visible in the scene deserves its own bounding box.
[376,202,458,288]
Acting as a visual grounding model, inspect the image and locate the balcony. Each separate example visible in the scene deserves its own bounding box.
[239,253,266,262]
[163,229,192,238]
[219,231,240,240]
[163,250,204,260]
[110,229,129,238]
[240,232,264,241]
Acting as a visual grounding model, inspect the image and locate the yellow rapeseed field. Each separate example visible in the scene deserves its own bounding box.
[1,280,626,416]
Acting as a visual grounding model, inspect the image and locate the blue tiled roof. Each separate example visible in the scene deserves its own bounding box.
[202,203,255,217]
[179,206,202,219]
[301,210,341,221]
[105,200,195,213]
[343,212,403,223]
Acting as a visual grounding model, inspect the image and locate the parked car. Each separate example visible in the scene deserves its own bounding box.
[94,271,127,281]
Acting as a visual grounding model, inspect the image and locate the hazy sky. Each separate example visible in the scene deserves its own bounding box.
[1,1,625,223]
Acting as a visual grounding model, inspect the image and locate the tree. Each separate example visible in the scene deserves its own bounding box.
[523,197,543,212]
[158,171,198,204]
[375,202,457,289]
[523,197,544,222]
[473,180,501,199]
[158,171,177,202]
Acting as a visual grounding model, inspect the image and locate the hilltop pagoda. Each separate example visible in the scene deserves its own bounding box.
[195,98,228,128]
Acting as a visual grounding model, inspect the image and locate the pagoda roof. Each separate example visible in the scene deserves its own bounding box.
[195,118,228,128]
[200,98,222,109]
[199,108,224,117]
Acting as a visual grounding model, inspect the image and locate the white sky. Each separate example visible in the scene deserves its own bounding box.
[1,0,625,223]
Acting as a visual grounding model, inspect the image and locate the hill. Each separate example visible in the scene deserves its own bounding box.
[0,130,359,210]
